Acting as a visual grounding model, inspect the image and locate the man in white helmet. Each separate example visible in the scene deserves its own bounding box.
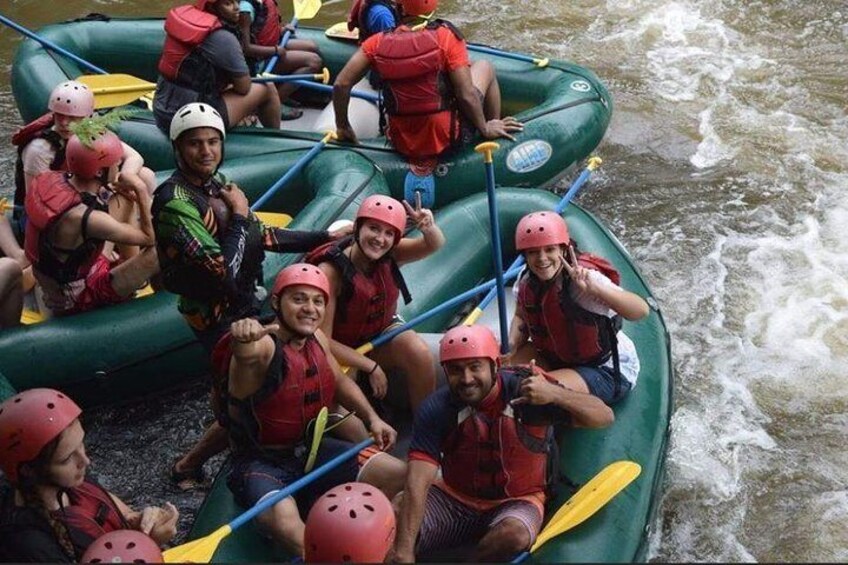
[151,102,350,489]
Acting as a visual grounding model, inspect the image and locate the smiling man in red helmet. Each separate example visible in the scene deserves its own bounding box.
[392,325,613,562]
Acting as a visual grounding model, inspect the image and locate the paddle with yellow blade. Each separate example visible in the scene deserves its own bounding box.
[0,198,21,216]
[76,68,331,111]
[263,0,324,74]
[163,437,375,563]
[511,460,642,563]
[325,19,550,66]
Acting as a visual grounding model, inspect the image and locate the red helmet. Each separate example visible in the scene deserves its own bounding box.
[272,263,330,302]
[66,131,124,180]
[0,388,81,484]
[48,81,95,118]
[355,195,407,243]
[304,482,396,563]
[439,325,500,365]
[515,211,570,251]
[400,0,438,17]
[81,530,163,563]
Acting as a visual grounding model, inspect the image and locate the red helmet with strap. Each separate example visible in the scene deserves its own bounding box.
[439,324,500,365]
[272,263,331,302]
[81,530,164,563]
[48,81,94,118]
[66,131,124,180]
[0,388,81,484]
[304,482,396,563]
[399,0,437,16]
[355,195,407,243]
[515,211,570,251]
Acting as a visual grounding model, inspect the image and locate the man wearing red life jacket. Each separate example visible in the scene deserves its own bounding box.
[0,389,178,561]
[332,0,523,159]
[507,212,650,405]
[154,0,281,133]
[220,264,406,556]
[392,325,613,562]
[24,126,160,316]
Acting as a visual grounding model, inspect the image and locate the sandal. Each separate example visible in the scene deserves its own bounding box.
[280,104,304,121]
[169,459,211,492]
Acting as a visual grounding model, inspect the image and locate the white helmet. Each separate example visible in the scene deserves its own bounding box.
[169,102,226,141]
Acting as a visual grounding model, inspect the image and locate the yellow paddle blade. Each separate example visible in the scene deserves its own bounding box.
[304,406,329,472]
[163,525,232,563]
[20,308,45,325]
[325,21,359,41]
[293,0,322,20]
[530,460,641,553]
[135,284,155,298]
[255,211,293,228]
[76,74,156,109]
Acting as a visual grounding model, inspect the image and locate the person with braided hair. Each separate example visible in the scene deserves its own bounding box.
[0,389,178,562]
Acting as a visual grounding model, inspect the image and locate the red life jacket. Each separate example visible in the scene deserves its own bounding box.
[305,237,411,348]
[441,372,552,499]
[348,0,400,42]
[53,479,129,558]
[370,22,461,117]
[24,171,105,284]
[158,5,222,86]
[517,253,622,368]
[214,333,336,457]
[11,113,66,224]
[246,0,282,46]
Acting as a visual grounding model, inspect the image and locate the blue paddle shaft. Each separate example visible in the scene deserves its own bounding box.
[263,16,299,74]
[293,80,381,103]
[468,43,537,65]
[484,161,510,354]
[229,438,374,531]
[511,550,531,563]
[369,264,525,350]
[0,14,107,75]
[253,74,316,84]
[475,163,597,314]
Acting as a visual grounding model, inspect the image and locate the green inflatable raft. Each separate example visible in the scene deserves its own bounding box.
[186,188,673,563]
[10,16,612,206]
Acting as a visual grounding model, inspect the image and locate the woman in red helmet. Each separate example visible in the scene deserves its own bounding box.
[0,389,178,562]
[307,195,445,414]
[24,126,160,317]
[506,211,650,405]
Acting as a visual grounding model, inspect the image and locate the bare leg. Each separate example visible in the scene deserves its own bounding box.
[0,258,23,329]
[108,193,141,260]
[173,421,229,476]
[109,247,160,297]
[255,497,305,557]
[328,405,370,442]
[224,84,282,130]
[0,215,26,267]
[272,42,323,101]
[358,453,407,499]
[473,517,532,562]
[510,342,591,394]
[469,60,501,120]
[372,330,437,413]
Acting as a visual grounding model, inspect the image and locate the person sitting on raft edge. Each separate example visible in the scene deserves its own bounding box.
[154,0,281,133]
[504,212,650,406]
[391,325,613,562]
[152,102,350,490]
[332,0,523,161]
